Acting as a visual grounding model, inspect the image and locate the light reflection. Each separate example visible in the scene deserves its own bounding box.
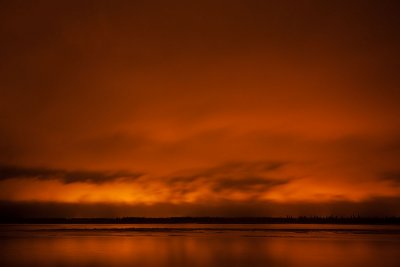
[1,229,399,267]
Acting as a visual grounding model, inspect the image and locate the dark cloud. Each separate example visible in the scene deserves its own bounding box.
[381,171,400,185]
[167,161,290,196]
[212,176,288,193]
[170,161,286,182]
[0,165,143,184]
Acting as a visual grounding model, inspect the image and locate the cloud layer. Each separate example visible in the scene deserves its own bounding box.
[0,165,143,184]
[0,1,399,216]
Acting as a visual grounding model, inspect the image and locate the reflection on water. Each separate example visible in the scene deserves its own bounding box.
[0,224,399,267]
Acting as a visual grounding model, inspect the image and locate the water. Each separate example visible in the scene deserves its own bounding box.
[1,224,399,267]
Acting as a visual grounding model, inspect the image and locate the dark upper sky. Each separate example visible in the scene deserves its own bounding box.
[1,0,400,217]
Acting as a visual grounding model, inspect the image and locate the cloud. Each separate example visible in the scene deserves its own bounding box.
[167,161,290,197]
[381,171,400,186]
[212,176,288,193]
[169,161,286,181]
[0,165,143,184]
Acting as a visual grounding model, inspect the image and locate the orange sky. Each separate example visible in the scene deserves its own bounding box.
[0,1,400,217]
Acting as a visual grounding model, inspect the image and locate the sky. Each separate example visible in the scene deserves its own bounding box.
[0,0,400,217]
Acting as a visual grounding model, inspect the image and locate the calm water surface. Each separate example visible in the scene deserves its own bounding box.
[0,224,399,267]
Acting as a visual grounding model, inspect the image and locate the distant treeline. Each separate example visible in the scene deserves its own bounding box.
[1,216,400,225]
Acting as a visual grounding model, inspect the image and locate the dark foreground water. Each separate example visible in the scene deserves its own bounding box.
[1,224,399,267]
